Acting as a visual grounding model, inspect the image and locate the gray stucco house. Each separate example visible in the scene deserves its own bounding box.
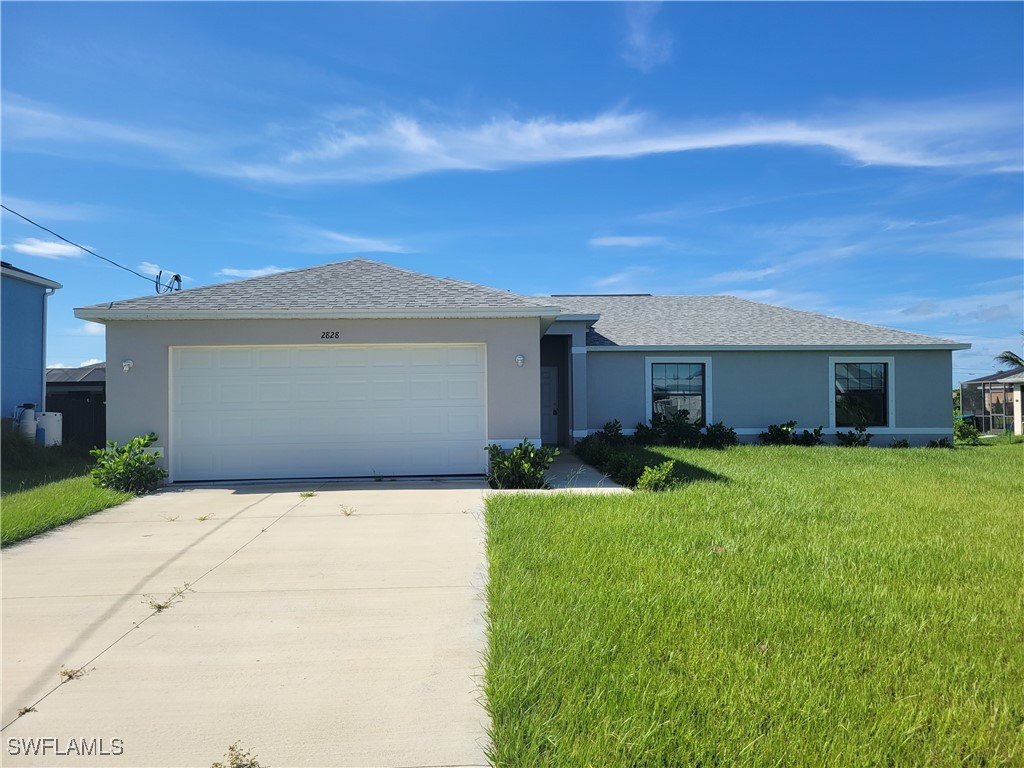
[75,259,968,482]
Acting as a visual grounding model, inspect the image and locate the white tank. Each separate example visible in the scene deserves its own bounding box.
[37,412,63,447]
[17,406,37,440]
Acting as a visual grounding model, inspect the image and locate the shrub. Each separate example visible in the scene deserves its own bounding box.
[927,437,953,449]
[574,434,615,468]
[90,433,168,494]
[835,424,873,448]
[604,453,647,487]
[954,419,981,446]
[889,439,911,449]
[656,411,703,448]
[702,421,738,449]
[486,439,558,489]
[632,421,662,446]
[792,427,825,447]
[635,460,677,492]
[759,421,798,446]
[597,420,628,446]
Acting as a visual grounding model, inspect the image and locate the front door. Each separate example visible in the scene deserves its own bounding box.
[540,366,559,445]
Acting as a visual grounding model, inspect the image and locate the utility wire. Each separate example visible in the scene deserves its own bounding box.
[1,203,179,292]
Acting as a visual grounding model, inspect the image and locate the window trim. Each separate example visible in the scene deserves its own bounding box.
[828,356,895,429]
[645,356,712,424]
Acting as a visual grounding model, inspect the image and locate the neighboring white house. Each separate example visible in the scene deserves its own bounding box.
[75,259,969,482]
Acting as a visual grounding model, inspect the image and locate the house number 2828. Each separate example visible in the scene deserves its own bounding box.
[320,331,340,339]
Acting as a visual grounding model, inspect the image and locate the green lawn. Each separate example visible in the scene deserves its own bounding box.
[1,436,132,546]
[485,443,1024,766]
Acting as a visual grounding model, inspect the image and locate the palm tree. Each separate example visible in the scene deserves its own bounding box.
[994,331,1024,368]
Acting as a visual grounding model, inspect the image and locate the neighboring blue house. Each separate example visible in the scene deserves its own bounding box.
[1,262,62,420]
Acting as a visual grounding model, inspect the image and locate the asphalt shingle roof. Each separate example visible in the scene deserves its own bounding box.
[79,259,552,313]
[547,294,964,348]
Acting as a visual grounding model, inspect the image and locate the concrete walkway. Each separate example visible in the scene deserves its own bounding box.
[542,451,629,493]
[1,480,490,767]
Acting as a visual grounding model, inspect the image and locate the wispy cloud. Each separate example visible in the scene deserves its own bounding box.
[2,196,105,222]
[590,266,656,292]
[137,261,163,278]
[4,93,1020,184]
[72,322,105,337]
[589,235,668,248]
[622,3,674,73]
[298,226,414,254]
[79,358,102,367]
[703,267,778,285]
[8,237,82,259]
[216,266,288,279]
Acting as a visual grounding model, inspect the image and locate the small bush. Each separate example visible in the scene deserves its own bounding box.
[90,433,168,494]
[792,427,825,447]
[889,439,911,449]
[656,411,703,448]
[759,421,797,446]
[835,424,873,448]
[574,434,615,467]
[701,421,738,449]
[604,453,647,487]
[954,419,981,446]
[927,437,953,449]
[486,439,558,489]
[211,742,265,768]
[632,421,662,446]
[635,460,677,492]
[597,420,628,446]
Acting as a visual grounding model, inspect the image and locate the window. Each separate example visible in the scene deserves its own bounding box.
[834,362,888,427]
[651,362,705,423]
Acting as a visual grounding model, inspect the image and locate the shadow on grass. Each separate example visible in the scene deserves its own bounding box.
[614,446,730,486]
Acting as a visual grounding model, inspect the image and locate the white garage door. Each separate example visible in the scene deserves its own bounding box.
[170,344,487,481]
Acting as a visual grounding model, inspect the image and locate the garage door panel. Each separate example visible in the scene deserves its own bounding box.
[171,344,487,481]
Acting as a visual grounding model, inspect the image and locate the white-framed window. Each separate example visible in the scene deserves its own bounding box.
[829,356,895,428]
[645,356,712,425]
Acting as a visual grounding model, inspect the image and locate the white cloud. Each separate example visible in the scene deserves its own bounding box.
[303,227,413,254]
[588,235,668,248]
[79,358,102,367]
[703,267,779,285]
[47,362,70,369]
[137,261,163,277]
[590,266,656,292]
[72,322,105,337]
[5,93,1021,184]
[9,237,81,259]
[1,196,104,222]
[216,266,288,279]
[622,3,674,73]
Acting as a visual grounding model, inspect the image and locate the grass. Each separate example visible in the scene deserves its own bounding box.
[485,443,1024,766]
[1,476,132,546]
[2,430,132,545]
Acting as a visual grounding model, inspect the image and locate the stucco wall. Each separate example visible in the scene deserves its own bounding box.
[105,317,541,450]
[585,348,955,443]
[1,276,46,418]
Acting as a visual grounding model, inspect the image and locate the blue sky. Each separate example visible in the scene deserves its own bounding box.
[2,2,1021,384]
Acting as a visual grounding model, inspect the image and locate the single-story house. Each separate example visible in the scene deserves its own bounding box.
[47,362,107,448]
[1,262,62,420]
[75,259,969,482]
[960,366,1023,435]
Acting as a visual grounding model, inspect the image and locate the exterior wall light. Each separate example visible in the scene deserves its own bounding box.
[122,359,134,373]
[515,354,525,368]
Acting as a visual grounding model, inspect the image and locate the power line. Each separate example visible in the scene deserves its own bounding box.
[1,203,180,292]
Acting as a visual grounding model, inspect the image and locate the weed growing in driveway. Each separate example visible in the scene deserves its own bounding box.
[299,491,316,498]
[144,582,192,613]
[58,666,90,682]
[340,505,356,517]
[162,514,179,522]
[16,706,36,717]
[211,742,265,768]
[195,512,215,521]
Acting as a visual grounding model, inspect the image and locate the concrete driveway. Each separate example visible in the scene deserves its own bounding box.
[1,480,490,767]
